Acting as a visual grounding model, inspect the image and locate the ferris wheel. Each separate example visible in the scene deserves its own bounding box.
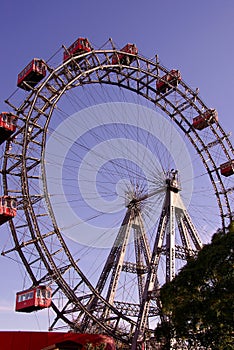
[1,37,234,348]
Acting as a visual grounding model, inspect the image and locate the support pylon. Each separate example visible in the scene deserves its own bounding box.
[131,170,203,349]
[81,192,152,328]
[79,170,203,348]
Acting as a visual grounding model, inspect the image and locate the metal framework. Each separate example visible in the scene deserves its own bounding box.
[131,170,203,348]
[1,38,234,348]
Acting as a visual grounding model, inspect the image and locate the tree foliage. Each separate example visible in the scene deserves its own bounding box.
[158,227,234,349]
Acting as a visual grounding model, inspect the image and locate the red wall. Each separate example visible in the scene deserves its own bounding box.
[0,331,115,350]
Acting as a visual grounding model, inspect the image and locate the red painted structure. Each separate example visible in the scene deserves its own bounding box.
[63,37,91,62]
[0,112,17,144]
[112,43,138,65]
[0,196,17,226]
[0,332,116,350]
[156,69,181,93]
[15,286,52,313]
[193,108,218,130]
[17,59,47,90]
[220,160,234,177]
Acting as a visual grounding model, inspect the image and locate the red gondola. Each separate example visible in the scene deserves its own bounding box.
[17,58,47,90]
[15,285,52,313]
[220,160,234,177]
[156,69,181,93]
[63,37,91,62]
[0,112,17,144]
[193,108,218,130]
[0,196,17,225]
[112,43,138,65]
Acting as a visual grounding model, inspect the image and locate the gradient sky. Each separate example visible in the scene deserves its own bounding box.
[0,0,234,331]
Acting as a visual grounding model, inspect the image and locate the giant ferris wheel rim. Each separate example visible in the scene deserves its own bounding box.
[1,38,233,342]
[8,45,233,225]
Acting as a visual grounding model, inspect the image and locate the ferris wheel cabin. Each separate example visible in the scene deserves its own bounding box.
[112,43,138,65]
[0,196,17,225]
[17,58,47,90]
[15,285,52,313]
[63,37,92,62]
[220,160,234,177]
[193,109,218,130]
[156,69,182,93]
[0,112,17,144]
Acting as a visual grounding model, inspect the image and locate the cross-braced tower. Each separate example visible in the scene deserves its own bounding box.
[81,171,203,348]
[132,170,203,348]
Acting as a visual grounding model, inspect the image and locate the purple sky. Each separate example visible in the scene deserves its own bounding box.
[0,0,234,331]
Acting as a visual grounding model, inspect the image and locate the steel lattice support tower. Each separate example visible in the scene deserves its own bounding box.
[80,195,152,331]
[131,170,203,348]
[80,170,203,347]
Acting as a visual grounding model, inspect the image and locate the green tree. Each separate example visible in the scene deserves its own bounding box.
[158,226,234,349]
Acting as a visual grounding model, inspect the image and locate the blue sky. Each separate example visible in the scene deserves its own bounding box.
[0,0,234,331]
